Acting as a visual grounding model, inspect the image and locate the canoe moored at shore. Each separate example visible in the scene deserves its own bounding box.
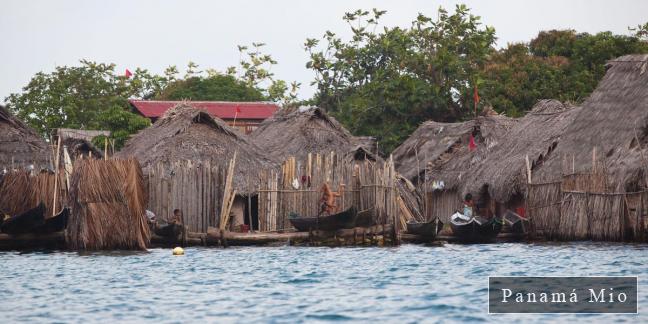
[154,222,183,239]
[450,213,502,242]
[406,217,444,238]
[289,207,357,232]
[0,203,46,235]
[503,210,529,234]
[355,208,375,227]
[32,207,69,234]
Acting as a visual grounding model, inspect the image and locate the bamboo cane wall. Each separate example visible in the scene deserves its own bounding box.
[147,161,223,233]
[426,190,463,224]
[257,152,400,232]
[528,168,647,241]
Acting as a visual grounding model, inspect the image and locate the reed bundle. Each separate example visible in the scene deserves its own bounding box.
[67,159,149,250]
[0,169,66,218]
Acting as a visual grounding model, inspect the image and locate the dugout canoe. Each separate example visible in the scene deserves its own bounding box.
[0,203,46,235]
[289,207,357,232]
[406,217,444,238]
[450,213,502,243]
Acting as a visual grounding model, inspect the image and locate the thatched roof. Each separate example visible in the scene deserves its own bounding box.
[115,103,278,194]
[393,120,474,183]
[250,107,378,162]
[0,105,50,169]
[461,100,580,202]
[423,115,517,193]
[534,54,648,191]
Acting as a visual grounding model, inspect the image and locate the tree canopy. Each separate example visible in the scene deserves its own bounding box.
[4,5,647,155]
[305,5,496,152]
[305,7,648,152]
[4,60,160,148]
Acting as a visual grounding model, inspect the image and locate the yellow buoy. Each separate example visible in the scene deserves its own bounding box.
[172,247,184,255]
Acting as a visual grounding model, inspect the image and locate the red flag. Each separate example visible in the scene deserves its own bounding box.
[125,69,133,78]
[469,134,477,151]
[236,105,241,114]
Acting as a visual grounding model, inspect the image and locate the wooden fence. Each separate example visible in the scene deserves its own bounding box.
[147,161,224,233]
[528,171,647,241]
[257,153,399,232]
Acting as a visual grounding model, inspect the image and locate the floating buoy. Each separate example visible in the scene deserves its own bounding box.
[172,247,184,255]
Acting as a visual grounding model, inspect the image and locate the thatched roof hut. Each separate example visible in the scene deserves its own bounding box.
[393,120,473,183]
[116,103,278,194]
[423,115,516,194]
[250,106,378,162]
[534,54,648,191]
[460,100,581,203]
[393,113,516,185]
[0,105,50,169]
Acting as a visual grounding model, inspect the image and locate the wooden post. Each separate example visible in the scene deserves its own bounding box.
[52,137,62,216]
[104,137,108,160]
[525,155,532,184]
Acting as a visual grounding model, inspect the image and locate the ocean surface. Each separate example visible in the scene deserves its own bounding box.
[0,242,646,323]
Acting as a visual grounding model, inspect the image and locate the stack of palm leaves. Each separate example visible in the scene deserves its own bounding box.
[67,159,149,250]
[0,169,66,218]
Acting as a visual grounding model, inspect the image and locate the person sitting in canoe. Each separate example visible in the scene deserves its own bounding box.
[171,209,183,225]
[319,182,345,216]
[463,193,475,218]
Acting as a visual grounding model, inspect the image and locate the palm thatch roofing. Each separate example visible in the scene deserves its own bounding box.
[0,105,50,169]
[534,54,648,192]
[393,120,474,183]
[250,106,378,162]
[422,115,517,194]
[393,112,516,186]
[115,103,278,194]
[460,100,580,202]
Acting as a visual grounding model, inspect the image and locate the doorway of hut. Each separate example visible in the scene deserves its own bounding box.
[243,195,259,232]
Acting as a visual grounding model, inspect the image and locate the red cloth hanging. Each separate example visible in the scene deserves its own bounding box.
[469,134,477,151]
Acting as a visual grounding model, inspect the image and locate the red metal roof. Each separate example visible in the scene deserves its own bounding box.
[129,100,279,120]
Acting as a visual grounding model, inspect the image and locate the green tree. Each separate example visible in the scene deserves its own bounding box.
[633,22,648,41]
[306,6,496,152]
[480,44,571,116]
[4,60,165,148]
[483,29,648,114]
[157,74,266,101]
[158,47,300,104]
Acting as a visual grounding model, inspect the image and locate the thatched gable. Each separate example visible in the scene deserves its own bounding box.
[115,103,277,194]
[393,120,474,183]
[461,100,580,202]
[534,54,648,191]
[0,105,50,169]
[423,115,516,193]
[250,106,378,162]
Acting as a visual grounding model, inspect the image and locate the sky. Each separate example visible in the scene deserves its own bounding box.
[1,0,647,103]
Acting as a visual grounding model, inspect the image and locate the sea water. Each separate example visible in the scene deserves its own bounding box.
[1,242,646,323]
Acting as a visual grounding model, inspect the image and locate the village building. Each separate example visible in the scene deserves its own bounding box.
[250,106,378,162]
[392,110,516,223]
[0,104,50,170]
[129,99,279,134]
[116,103,278,232]
[527,54,648,241]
